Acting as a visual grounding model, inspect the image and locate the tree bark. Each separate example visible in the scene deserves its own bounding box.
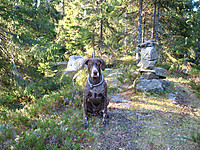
[142,12,146,43]
[138,0,143,44]
[62,0,65,16]
[92,30,95,58]
[136,0,143,64]
[152,0,157,40]
[155,0,160,42]
[125,10,128,47]
[100,1,103,56]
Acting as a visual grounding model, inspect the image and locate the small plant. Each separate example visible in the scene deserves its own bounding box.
[190,130,200,147]
[189,80,200,97]
[117,64,139,84]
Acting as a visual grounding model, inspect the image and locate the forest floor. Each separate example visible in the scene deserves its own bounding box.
[85,68,200,150]
[1,58,200,149]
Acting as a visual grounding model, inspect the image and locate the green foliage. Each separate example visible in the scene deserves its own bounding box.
[1,77,94,149]
[189,80,200,96]
[117,63,139,84]
[190,130,200,147]
[0,0,200,149]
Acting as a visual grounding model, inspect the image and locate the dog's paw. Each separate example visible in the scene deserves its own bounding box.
[82,121,89,129]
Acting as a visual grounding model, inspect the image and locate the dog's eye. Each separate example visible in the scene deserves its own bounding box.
[96,62,100,66]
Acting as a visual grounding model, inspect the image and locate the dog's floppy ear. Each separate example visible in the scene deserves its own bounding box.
[80,58,90,70]
[84,58,90,65]
[98,58,105,71]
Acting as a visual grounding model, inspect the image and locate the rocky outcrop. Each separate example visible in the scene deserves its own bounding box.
[136,78,170,93]
[65,55,86,73]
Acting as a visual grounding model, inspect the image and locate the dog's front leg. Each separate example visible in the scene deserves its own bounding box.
[102,94,109,125]
[82,96,89,128]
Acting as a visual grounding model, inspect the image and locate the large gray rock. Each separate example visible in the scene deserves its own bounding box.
[138,67,168,79]
[137,45,159,69]
[153,67,168,79]
[136,78,170,93]
[64,55,86,75]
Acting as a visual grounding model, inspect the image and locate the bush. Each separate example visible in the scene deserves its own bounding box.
[190,130,200,147]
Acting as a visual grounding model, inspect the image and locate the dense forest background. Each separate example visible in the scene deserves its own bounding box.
[0,0,200,149]
[1,0,200,93]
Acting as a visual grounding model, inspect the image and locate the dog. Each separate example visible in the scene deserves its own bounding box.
[82,58,109,128]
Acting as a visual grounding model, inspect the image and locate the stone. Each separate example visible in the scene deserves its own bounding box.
[137,46,159,69]
[153,67,168,79]
[137,59,157,70]
[136,78,170,93]
[138,67,168,79]
[142,72,159,79]
[65,55,86,72]
[168,92,177,104]
[110,95,131,103]
[160,80,171,88]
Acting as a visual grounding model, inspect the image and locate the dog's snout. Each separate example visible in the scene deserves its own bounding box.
[91,65,99,77]
[93,70,98,75]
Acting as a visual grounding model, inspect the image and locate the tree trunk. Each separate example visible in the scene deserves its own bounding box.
[100,1,103,56]
[138,0,143,44]
[136,0,143,64]
[184,37,188,66]
[92,30,95,58]
[142,12,146,43]
[125,10,128,47]
[152,0,157,40]
[155,0,160,42]
[62,0,65,16]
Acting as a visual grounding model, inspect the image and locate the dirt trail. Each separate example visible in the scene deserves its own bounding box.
[89,70,200,150]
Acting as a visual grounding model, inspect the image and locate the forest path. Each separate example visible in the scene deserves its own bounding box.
[87,69,200,150]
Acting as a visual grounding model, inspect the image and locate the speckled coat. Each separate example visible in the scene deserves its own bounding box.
[82,58,109,128]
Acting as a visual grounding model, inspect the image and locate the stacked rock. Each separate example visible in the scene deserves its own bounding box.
[136,40,169,93]
[137,40,167,79]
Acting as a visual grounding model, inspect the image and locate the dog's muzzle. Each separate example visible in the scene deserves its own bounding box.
[91,65,99,77]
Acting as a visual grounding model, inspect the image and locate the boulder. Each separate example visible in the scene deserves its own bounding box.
[138,67,168,79]
[64,55,86,75]
[137,59,157,70]
[66,55,86,71]
[136,78,170,93]
[142,72,159,79]
[137,46,159,69]
[153,67,168,79]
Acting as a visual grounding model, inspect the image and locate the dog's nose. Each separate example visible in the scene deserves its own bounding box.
[93,70,98,75]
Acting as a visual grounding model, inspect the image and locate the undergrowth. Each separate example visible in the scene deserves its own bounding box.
[1,58,200,149]
[0,74,94,149]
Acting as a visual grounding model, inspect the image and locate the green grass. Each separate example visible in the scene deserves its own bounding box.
[0,75,94,149]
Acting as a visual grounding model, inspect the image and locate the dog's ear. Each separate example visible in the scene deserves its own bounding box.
[84,59,90,65]
[98,58,105,71]
[80,58,90,69]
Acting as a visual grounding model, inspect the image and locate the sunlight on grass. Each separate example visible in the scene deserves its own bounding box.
[167,77,189,84]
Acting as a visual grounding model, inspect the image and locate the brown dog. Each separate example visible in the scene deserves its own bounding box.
[82,58,109,128]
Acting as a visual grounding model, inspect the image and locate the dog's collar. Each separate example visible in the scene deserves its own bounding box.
[87,74,104,88]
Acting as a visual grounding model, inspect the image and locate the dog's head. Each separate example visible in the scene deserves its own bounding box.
[83,58,105,78]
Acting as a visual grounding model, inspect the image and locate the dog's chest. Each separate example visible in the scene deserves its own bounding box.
[88,87,104,105]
